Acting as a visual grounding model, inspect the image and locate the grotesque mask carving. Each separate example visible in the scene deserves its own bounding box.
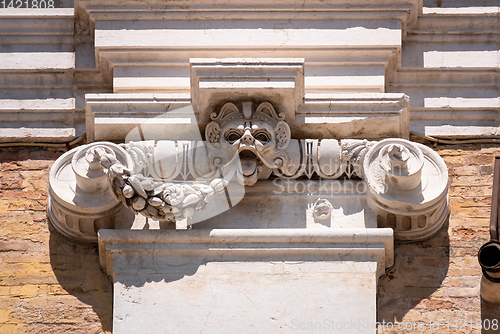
[205,101,293,186]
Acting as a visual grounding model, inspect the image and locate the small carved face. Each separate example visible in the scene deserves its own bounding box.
[312,198,333,222]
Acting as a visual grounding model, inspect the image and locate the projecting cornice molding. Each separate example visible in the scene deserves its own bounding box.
[74,0,415,92]
[86,58,409,142]
[85,92,410,142]
[2,1,498,143]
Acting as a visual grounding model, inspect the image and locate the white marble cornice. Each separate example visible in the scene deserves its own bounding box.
[98,228,394,280]
[85,92,410,142]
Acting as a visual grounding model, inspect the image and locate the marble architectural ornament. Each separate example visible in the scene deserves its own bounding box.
[364,139,449,241]
[96,144,229,222]
[47,143,136,243]
[205,101,293,186]
[48,101,449,243]
[312,198,334,222]
[205,101,376,185]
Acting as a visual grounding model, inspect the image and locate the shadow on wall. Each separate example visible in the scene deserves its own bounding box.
[377,219,450,324]
[48,224,113,333]
[481,298,500,334]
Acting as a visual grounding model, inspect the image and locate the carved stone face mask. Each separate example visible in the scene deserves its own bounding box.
[206,101,292,186]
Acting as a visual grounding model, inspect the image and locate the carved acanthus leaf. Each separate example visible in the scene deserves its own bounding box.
[341,139,376,179]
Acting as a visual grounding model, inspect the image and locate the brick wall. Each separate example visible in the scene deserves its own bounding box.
[1,144,499,333]
[0,148,112,334]
[378,144,500,333]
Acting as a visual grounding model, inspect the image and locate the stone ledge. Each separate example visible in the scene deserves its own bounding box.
[85,92,410,141]
[98,228,394,280]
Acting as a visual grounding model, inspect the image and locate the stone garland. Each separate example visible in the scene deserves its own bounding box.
[95,146,228,222]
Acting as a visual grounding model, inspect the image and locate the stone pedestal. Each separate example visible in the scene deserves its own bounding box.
[99,228,393,334]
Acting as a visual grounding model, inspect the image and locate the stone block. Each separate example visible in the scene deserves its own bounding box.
[100,228,393,334]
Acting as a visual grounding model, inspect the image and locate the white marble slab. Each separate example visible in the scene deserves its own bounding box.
[98,228,393,334]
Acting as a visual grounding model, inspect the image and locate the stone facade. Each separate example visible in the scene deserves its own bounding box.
[1,144,499,333]
[0,0,498,143]
[1,0,500,333]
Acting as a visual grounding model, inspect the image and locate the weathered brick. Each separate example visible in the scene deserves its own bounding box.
[0,239,32,252]
[0,324,23,334]
[450,256,481,269]
[451,227,483,238]
[447,268,482,276]
[10,308,42,323]
[0,190,47,201]
[449,185,492,198]
[41,308,86,324]
[0,308,12,323]
[10,285,40,298]
[450,246,482,257]
[1,161,23,171]
[480,164,494,175]
[2,253,50,266]
[451,174,493,186]
[449,213,489,228]
[416,298,455,310]
[0,171,24,190]
[444,287,480,298]
[467,154,496,165]
[0,262,59,286]
[0,198,47,211]
[28,150,62,161]
[449,205,490,219]
[440,154,465,166]
[0,297,23,309]
[19,170,49,192]
[429,289,445,298]
[16,159,53,171]
[0,149,30,162]
[0,215,49,241]
[451,197,491,208]
[23,323,104,334]
[46,285,71,296]
[449,165,483,176]
[22,295,91,309]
